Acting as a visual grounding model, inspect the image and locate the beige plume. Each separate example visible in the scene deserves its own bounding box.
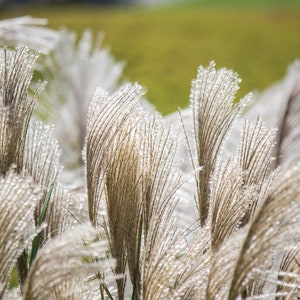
[0,169,41,298]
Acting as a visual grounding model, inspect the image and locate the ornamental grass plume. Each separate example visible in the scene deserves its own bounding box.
[0,44,77,285]
[0,17,59,54]
[0,46,40,175]
[228,166,300,299]
[1,17,300,300]
[0,169,41,298]
[22,224,115,300]
[37,28,124,171]
[0,16,124,173]
[208,159,252,252]
[236,117,277,226]
[206,165,300,298]
[277,244,300,298]
[85,83,186,299]
[0,45,74,293]
[189,61,250,226]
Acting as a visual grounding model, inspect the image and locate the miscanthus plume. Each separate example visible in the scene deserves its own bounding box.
[0,17,300,300]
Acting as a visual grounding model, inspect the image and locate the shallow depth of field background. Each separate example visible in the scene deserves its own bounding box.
[0,0,299,114]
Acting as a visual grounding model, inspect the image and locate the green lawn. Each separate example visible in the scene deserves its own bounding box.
[1,2,300,114]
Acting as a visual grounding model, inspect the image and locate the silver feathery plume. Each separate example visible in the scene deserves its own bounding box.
[22,224,115,300]
[85,83,145,298]
[189,61,249,226]
[228,166,300,299]
[237,117,277,225]
[208,159,251,252]
[22,120,72,242]
[0,46,41,175]
[0,16,59,54]
[276,243,300,298]
[0,169,41,298]
[37,29,124,173]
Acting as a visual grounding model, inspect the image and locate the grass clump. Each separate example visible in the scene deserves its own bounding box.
[0,16,300,300]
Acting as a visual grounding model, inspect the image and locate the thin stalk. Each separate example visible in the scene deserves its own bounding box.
[100,280,105,300]
[102,282,114,300]
[97,271,114,300]
[131,216,143,300]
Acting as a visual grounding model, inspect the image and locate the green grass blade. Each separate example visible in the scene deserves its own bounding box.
[29,182,55,267]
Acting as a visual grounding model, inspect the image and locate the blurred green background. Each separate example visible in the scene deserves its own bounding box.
[1,0,300,114]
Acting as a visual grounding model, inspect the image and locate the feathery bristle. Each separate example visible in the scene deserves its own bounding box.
[49,279,82,300]
[0,47,40,175]
[105,124,142,299]
[23,120,61,190]
[0,169,41,297]
[140,115,182,239]
[42,183,73,239]
[22,120,64,241]
[139,116,198,300]
[190,61,249,225]
[36,28,124,169]
[0,16,59,54]
[228,165,300,299]
[1,19,300,300]
[206,230,245,299]
[22,224,115,300]
[276,244,300,298]
[85,83,145,298]
[142,222,210,300]
[209,159,252,251]
[85,83,144,227]
[238,117,276,225]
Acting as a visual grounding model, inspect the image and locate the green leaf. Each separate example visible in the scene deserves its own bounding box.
[29,182,55,267]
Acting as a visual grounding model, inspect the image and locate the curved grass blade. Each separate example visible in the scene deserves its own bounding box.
[29,181,55,266]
